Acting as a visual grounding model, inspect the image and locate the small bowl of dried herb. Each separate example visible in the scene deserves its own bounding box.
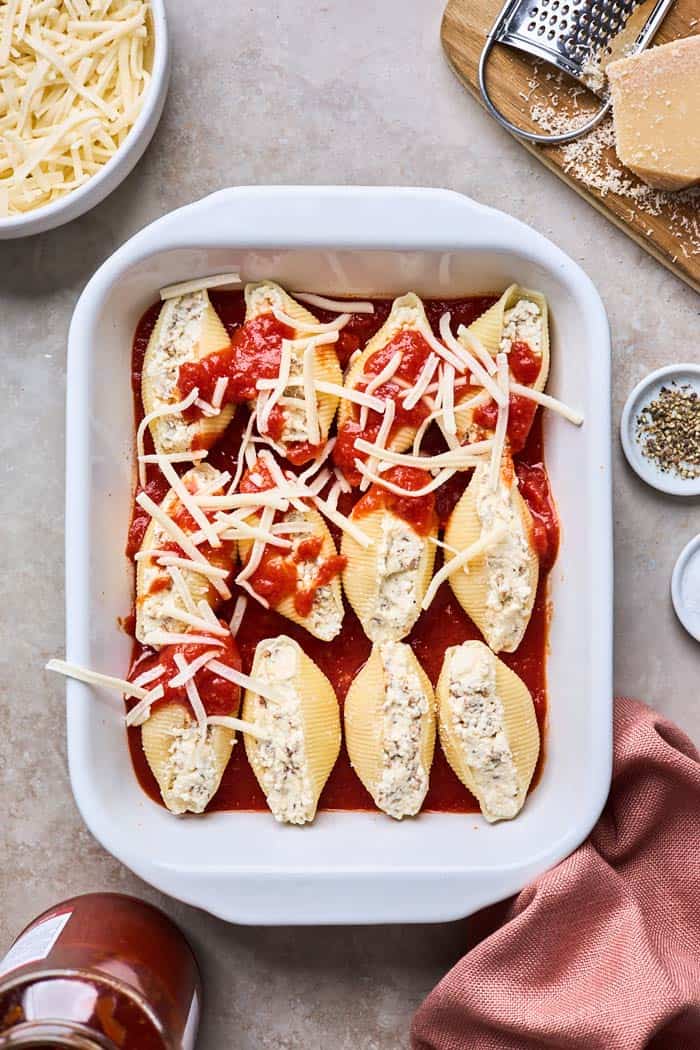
[621,364,700,496]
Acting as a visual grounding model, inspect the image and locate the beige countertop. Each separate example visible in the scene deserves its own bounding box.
[1,2,698,1047]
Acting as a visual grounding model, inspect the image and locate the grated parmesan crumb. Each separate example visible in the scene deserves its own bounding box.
[525,62,700,258]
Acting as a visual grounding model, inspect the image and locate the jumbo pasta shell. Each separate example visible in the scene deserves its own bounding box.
[245,281,343,456]
[337,292,430,453]
[242,635,341,824]
[443,456,538,653]
[142,290,235,454]
[238,505,344,641]
[341,508,436,643]
[454,285,550,441]
[136,464,235,645]
[141,701,235,815]
[436,640,539,822]
[344,642,436,819]
[466,285,549,392]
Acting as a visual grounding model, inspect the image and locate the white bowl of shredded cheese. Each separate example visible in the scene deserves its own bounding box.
[0,0,169,238]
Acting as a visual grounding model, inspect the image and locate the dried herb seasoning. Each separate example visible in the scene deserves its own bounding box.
[635,381,700,480]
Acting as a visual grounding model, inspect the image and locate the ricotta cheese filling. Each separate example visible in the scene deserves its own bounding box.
[375,642,430,819]
[162,724,222,815]
[474,466,533,652]
[295,554,342,640]
[499,298,542,355]
[448,644,520,820]
[282,510,342,641]
[277,351,313,445]
[144,291,209,452]
[368,514,423,641]
[249,638,315,824]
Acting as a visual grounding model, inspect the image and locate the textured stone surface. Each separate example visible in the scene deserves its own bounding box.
[0,2,697,1047]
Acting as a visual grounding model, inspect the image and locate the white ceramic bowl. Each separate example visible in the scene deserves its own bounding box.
[620,363,700,496]
[671,533,700,641]
[0,0,169,240]
[64,186,613,925]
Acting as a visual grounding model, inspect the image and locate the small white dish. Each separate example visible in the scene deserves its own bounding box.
[0,0,170,240]
[620,364,700,496]
[671,534,700,642]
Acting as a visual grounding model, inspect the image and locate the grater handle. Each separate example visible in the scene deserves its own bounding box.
[478,32,613,146]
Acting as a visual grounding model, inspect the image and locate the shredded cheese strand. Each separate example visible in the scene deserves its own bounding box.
[143,631,226,648]
[456,324,497,375]
[509,382,584,425]
[46,658,156,701]
[403,353,439,411]
[206,659,287,704]
[155,456,221,550]
[354,460,457,497]
[229,595,248,635]
[439,313,506,405]
[489,353,510,491]
[136,387,200,488]
[206,714,270,741]
[421,524,509,610]
[174,653,208,736]
[135,491,230,599]
[272,307,350,334]
[292,292,375,314]
[160,273,241,300]
[302,339,321,445]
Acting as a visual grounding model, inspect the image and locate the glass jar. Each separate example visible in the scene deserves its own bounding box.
[0,894,201,1050]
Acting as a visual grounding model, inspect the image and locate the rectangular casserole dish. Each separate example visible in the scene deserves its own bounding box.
[65,185,613,925]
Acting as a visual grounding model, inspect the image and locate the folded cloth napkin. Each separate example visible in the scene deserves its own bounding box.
[412,697,700,1050]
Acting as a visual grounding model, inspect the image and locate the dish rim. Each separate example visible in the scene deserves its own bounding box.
[64,185,614,924]
[0,0,170,239]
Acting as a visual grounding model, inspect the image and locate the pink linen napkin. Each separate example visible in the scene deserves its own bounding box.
[412,697,700,1050]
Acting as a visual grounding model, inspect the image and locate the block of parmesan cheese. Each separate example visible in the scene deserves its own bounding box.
[607,35,700,192]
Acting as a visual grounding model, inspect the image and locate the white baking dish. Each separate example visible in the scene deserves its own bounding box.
[65,186,613,925]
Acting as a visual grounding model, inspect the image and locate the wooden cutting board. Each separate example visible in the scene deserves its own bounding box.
[441,0,700,294]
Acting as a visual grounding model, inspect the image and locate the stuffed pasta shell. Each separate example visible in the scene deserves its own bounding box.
[333,293,438,486]
[242,635,341,824]
[243,280,343,464]
[436,640,539,822]
[454,285,550,451]
[236,455,345,641]
[345,641,436,819]
[141,290,235,454]
[136,463,236,646]
[137,631,243,815]
[443,454,539,653]
[341,467,437,642]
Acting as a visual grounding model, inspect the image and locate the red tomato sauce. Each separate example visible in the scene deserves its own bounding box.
[128,631,242,719]
[352,466,436,537]
[509,341,541,385]
[127,292,554,815]
[333,329,434,485]
[178,312,291,405]
[473,393,537,453]
[236,459,347,616]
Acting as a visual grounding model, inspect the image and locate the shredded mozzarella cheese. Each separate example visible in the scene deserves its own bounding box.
[292,292,375,314]
[0,0,152,217]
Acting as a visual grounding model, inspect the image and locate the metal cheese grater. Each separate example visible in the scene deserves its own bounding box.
[478,0,677,144]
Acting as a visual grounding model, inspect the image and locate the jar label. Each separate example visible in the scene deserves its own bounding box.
[182,987,200,1050]
[0,911,72,978]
